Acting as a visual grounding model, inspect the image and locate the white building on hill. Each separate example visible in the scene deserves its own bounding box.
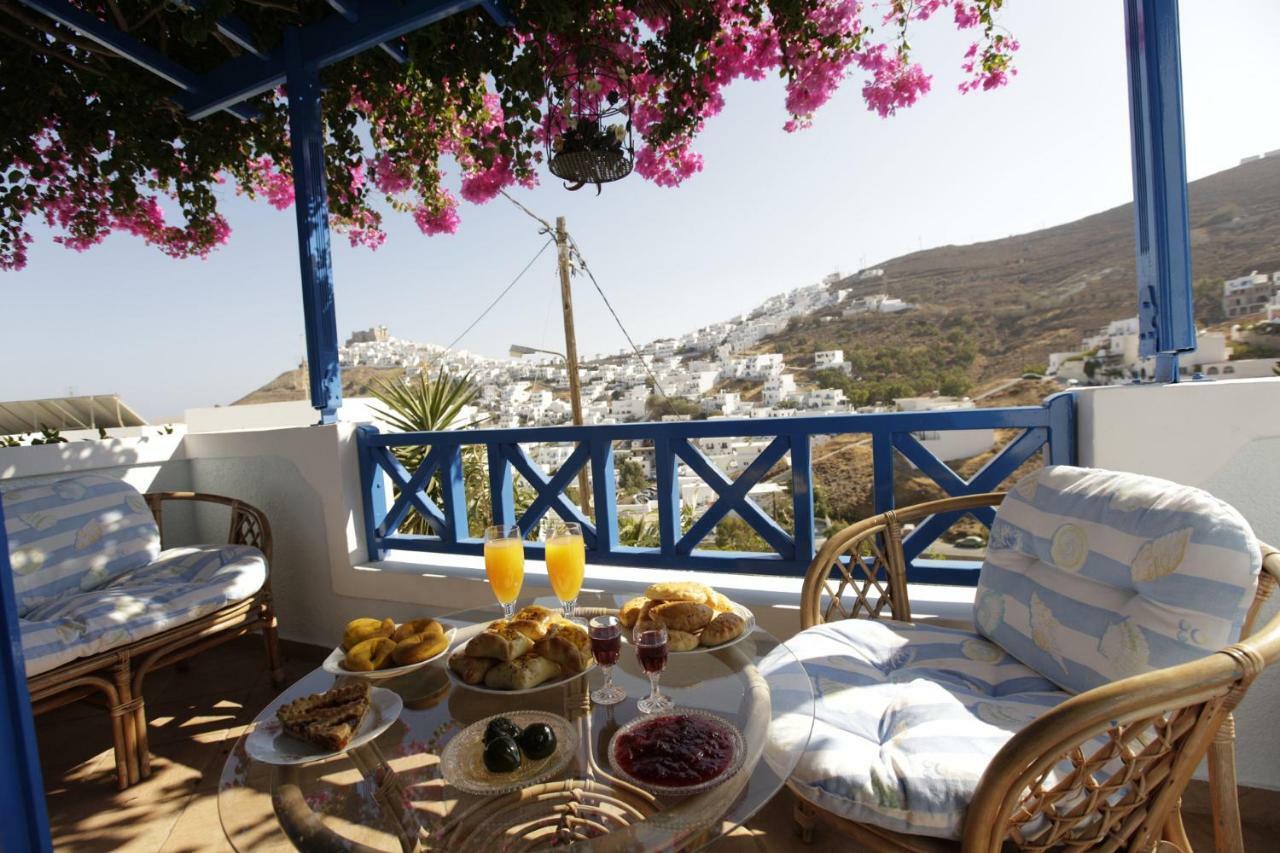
[815,350,844,368]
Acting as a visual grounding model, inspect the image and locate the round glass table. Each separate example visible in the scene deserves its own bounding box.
[219,596,815,852]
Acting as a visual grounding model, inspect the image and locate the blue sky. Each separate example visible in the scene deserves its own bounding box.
[5,1,1280,420]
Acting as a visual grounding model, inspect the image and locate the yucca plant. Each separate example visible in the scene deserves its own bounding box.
[370,368,483,536]
[370,367,533,536]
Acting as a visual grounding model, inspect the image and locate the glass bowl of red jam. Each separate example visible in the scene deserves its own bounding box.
[607,710,746,796]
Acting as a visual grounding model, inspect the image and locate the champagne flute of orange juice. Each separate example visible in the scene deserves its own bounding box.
[484,524,524,619]
[545,521,586,619]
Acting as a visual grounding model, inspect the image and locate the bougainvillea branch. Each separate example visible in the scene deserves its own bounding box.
[0,0,1015,271]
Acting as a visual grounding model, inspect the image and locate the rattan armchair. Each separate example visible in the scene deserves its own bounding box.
[795,493,1280,853]
[25,491,282,789]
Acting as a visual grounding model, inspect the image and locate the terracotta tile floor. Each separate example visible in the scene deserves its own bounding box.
[37,635,1275,851]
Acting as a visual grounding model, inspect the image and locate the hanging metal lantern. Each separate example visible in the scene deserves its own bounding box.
[543,44,634,192]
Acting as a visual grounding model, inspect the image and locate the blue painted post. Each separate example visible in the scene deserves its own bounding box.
[1044,392,1078,466]
[590,440,619,556]
[0,500,54,853]
[871,430,896,515]
[653,436,681,556]
[356,426,388,560]
[1124,0,1196,380]
[789,433,815,564]
[285,28,343,424]
[487,445,515,529]
[439,445,469,543]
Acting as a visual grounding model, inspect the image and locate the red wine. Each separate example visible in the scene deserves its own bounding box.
[591,634,621,666]
[615,715,736,787]
[634,630,668,674]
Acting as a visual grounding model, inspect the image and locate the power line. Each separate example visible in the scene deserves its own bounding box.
[445,238,555,352]
[566,234,668,398]
[499,190,668,397]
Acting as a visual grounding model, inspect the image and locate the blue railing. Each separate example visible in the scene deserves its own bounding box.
[357,392,1075,585]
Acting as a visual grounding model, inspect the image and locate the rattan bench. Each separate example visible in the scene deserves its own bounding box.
[24,491,282,789]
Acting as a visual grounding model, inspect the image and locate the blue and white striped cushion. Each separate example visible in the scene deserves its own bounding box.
[774,618,1069,839]
[3,474,160,616]
[976,466,1261,694]
[19,545,267,677]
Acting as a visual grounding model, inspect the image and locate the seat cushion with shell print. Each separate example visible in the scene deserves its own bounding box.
[2,474,161,617]
[975,465,1261,694]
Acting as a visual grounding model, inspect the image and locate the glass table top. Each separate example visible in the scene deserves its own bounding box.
[219,595,815,852]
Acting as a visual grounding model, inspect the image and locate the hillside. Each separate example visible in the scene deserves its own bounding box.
[234,366,405,406]
[762,156,1280,390]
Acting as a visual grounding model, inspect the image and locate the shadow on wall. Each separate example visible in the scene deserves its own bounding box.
[0,432,197,540]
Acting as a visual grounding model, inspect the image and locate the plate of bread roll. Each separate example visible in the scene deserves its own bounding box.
[447,605,595,694]
[322,617,457,680]
[619,582,755,654]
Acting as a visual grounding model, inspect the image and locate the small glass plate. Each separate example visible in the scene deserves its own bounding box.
[440,710,578,795]
[322,627,457,680]
[246,687,403,766]
[607,709,745,797]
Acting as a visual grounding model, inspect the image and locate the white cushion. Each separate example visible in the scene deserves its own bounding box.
[3,474,160,616]
[20,545,267,677]
[977,466,1260,694]
[773,618,1069,839]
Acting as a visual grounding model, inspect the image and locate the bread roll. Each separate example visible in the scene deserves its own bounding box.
[448,649,495,685]
[484,653,563,690]
[700,611,748,647]
[465,623,533,661]
[507,618,551,641]
[619,596,647,628]
[644,581,711,603]
[343,637,397,671]
[392,618,443,643]
[667,629,699,652]
[651,601,714,633]
[534,622,592,674]
[342,617,394,651]
[706,590,735,613]
[391,631,449,666]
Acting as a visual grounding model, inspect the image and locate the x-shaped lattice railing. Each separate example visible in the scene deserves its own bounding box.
[497,443,598,547]
[672,436,794,557]
[891,426,1050,563]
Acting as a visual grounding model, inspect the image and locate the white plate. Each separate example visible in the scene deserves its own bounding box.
[625,602,757,655]
[321,627,457,680]
[607,709,746,796]
[246,687,403,766]
[439,711,578,795]
[446,657,595,696]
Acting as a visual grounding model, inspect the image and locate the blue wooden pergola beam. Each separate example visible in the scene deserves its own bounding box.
[175,1,268,60]
[326,0,409,64]
[1125,0,1196,382]
[14,0,257,119]
[186,0,492,119]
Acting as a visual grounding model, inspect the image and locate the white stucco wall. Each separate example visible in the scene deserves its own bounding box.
[1076,377,1280,791]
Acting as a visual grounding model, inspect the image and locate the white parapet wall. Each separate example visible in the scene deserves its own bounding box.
[1076,377,1280,791]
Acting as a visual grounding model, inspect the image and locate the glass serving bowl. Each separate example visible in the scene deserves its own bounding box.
[606,709,746,797]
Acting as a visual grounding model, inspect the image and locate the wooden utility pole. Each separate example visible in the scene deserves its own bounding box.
[556,216,592,516]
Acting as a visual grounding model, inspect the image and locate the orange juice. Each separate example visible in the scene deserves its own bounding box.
[484,538,525,605]
[545,533,586,602]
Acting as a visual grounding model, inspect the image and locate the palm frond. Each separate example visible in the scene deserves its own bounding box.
[369,366,479,433]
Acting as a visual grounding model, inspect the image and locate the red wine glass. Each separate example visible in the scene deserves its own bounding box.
[633,625,673,714]
[589,615,626,706]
